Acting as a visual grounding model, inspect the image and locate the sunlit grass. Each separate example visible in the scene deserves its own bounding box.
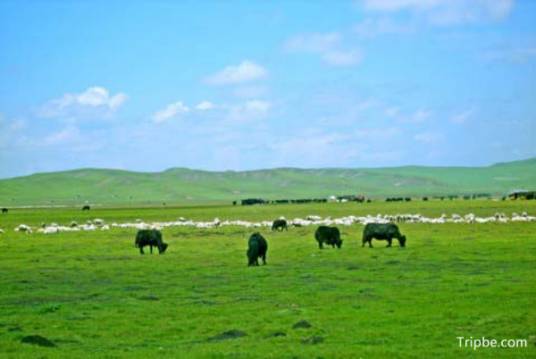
[0,201,535,358]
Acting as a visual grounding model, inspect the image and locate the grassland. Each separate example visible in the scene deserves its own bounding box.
[0,158,535,206]
[0,201,535,358]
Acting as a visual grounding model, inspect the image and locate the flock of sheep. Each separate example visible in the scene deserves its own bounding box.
[4,211,534,235]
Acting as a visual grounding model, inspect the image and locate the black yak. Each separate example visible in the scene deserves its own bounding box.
[1,208,7,214]
[362,223,406,248]
[82,205,90,211]
[135,229,168,254]
[247,232,268,266]
[271,219,288,231]
[315,226,342,249]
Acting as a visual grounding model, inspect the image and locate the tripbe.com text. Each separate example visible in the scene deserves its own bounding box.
[457,336,528,350]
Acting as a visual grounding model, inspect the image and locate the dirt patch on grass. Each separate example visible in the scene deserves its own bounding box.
[292,320,312,329]
[20,335,56,347]
[207,329,247,342]
[268,331,287,338]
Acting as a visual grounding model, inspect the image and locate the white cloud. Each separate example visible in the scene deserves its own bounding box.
[152,98,270,123]
[360,0,514,25]
[322,50,362,66]
[450,108,475,124]
[205,60,267,85]
[108,93,128,110]
[40,86,127,118]
[152,101,190,123]
[285,32,361,67]
[414,131,443,143]
[195,101,215,111]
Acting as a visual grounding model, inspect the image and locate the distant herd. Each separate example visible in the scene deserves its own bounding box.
[134,218,407,266]
[2,204,533,267]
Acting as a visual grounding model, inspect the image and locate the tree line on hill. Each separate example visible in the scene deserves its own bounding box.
[236,191,536,206]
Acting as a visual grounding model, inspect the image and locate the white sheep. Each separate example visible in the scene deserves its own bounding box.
[15,224,32,233]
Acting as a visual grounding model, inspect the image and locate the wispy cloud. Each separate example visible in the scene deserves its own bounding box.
[204,60,267,85]
[152,101,190,123]
[44,126,81,145]
[195,101,215,111]
[409,109,432,123]
[450,108,475,124]
[322,50,362,66]
[39,86,127,118]
[152,99,271,124]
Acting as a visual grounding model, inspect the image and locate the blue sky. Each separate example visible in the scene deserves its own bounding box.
[0,0,535,178]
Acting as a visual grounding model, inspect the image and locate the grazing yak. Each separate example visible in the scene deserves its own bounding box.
[135,229,168,254]
[315,226,342,249]
[1,208,7,214]
[247,232,268,266]
[82,205,90,211]
[271,219,288,231]
[362,223,406,248]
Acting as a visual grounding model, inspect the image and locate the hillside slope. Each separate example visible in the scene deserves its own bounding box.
[0,158,535,206]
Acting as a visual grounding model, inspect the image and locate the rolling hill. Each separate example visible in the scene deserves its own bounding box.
[0,158,535,206]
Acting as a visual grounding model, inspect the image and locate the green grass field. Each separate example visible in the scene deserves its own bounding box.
[1,201,535,358]
[1,158,535,206]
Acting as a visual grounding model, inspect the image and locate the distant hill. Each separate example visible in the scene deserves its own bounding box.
[0,158,535,206]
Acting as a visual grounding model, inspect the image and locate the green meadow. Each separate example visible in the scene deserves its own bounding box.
[0,201,535,358]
